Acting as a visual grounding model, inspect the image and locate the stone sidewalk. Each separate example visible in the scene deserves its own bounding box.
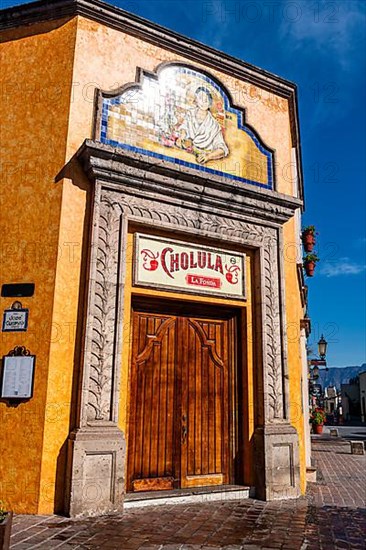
[9,438,366,549]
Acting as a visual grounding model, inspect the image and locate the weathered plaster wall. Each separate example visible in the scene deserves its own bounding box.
[0,18,78,513]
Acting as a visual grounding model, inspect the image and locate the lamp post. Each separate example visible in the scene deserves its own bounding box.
[318,334,328,360]
[309,335,329,408]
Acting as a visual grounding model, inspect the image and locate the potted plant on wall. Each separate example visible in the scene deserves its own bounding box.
[302,225,317,252]
[303,253,319,277]
[0,501,12,550]
[310,408,326,434]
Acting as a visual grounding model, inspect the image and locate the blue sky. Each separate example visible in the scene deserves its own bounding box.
[2,0,365,367]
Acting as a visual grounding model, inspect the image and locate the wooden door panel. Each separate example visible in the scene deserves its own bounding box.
[127,312,177,491]
[181,317,231,488]
[128,306,236,492]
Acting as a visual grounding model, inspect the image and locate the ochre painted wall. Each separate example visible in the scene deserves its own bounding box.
[1,13,306,513]
[283,217,307,494]
[0,18,78,513]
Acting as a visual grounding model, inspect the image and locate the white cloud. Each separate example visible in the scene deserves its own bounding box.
[279,0,365,70]
[320,257,366,277]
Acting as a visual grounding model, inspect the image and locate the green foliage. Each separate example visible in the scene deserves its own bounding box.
[0,500,7,523]
[303,253,320,263]
[302,225,317,235]
[310,408,326,425]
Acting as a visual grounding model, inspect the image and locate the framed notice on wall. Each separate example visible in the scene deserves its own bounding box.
[1,354,35,399]
[2,308,29,332]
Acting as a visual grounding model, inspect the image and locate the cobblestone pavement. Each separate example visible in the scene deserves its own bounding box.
[304,438,366,550]
[9,438,366,550]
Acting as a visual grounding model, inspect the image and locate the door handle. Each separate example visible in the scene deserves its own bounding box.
[182,414,187,444]
[182,424,187,444]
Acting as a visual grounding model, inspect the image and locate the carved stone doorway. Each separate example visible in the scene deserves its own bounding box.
[66,141,302,517]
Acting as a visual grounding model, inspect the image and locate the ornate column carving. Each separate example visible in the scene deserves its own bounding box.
[86,195,122,423]
[66,187,126,518]
[262,233,285,421]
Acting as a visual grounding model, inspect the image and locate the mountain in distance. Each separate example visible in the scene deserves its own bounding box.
[318,364,366,390]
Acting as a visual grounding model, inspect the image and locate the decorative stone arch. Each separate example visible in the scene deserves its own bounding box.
[65,136,302,517]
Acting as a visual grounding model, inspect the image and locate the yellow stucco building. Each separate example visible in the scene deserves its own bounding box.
[0,0,311,516]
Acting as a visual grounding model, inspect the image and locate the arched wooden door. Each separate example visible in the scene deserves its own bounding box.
[127,304,237,492]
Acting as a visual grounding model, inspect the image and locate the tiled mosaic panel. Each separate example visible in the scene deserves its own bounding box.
[100,66,273,188]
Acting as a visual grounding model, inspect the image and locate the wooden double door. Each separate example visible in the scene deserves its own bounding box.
[127,302,238,492]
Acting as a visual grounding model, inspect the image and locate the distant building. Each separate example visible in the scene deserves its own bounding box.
[323,386,341,420]
[341,378,361,421]
[359,372,366,423]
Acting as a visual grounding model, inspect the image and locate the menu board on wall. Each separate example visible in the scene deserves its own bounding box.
[134,234,246,299]
[1,355,35,399]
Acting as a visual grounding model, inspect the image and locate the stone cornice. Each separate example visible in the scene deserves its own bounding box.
[0,0,296,96]
[76,139,302,226]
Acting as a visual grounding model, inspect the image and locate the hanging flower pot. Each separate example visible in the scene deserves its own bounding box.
[303,253,319,277]
[304,260,315,276]
[303,234,315,252]
[302,226,317,253]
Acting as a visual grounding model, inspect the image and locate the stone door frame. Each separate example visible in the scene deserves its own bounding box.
[65,139,303,517]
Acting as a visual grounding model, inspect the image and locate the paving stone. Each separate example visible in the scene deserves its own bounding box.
[8,438,366,549]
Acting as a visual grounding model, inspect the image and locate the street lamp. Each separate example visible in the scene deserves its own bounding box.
[318,334,328,360]
[308,334,329,408]
[309,335,329,371]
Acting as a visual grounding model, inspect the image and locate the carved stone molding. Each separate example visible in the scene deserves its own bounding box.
[99,190,285,422]
[87,197,122,422]
[262,240,284,420]
[78,140,302,227]
[66,192,127,517]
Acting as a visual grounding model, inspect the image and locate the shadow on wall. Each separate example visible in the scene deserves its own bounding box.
[54,155,93,515]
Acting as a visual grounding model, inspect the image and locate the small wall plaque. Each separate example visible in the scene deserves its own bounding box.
[1,347,35,400]
[2,308,29,332]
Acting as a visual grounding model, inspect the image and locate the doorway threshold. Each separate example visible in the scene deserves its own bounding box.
[124,485,251,508]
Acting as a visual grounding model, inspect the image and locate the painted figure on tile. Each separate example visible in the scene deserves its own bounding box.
[158,90,178,147]
[175,87,229,164]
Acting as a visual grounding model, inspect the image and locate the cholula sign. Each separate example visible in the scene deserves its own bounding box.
[134,234,246,299]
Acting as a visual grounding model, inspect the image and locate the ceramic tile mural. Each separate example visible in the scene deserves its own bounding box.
[99,65,273,188]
